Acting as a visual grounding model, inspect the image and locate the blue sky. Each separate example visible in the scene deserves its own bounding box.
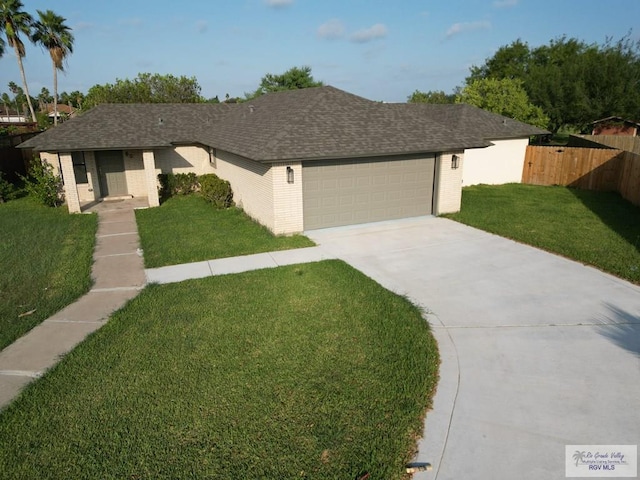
[1,0,639,103]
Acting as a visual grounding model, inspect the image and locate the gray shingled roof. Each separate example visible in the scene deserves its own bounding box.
[20,86,547,161]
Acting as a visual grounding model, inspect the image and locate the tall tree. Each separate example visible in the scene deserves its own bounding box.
[456,77,549,129]
[407,90,455,104]
[248,66,323,98]
[37,86,51,111]
[84,73,203,108]
[0,0,36,121]
[466,34,640,132]
[1,92,10,116]
[31,9,74,125]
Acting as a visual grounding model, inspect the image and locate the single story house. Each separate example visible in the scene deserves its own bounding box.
[20,86,545,233]
[590,116,640,136]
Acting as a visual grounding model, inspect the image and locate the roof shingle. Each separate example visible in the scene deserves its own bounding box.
[20,86,547,160]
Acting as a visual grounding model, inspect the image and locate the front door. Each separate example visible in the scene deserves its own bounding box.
[96,150,127,197]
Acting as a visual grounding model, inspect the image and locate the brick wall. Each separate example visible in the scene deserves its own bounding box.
[434,151,464,214]
[214,149,275,231]
[270,162,303,234]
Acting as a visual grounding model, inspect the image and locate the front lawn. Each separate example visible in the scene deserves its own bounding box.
[0,198,97,350]
[445,184,640,284]
[136,195,315,268]
[0,261,439,479]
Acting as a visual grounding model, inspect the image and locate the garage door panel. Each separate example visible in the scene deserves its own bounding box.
[303,154,435,230]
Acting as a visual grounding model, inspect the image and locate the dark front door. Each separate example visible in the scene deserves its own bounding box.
[96,150,127,197]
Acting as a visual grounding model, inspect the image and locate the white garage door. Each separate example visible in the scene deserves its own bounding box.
[303,154,435,230]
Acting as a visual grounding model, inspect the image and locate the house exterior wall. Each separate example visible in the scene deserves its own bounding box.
[434,151,464,215]
[213,149,275,231]
[81,151,99,201]
[592,123,637,136]
[462,138,529,186]
[271,162,303,234]
[154,145,216,175]
[122,151,146,196]
[41,152,59,175]
[59,153,80,213]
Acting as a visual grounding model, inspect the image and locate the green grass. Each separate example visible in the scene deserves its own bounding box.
[136,195,315,268]
[445,184,640,284]
[0,197,97,350]
[0,261,439,480]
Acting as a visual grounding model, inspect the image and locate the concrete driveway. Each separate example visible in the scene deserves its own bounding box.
[307,217,640,480]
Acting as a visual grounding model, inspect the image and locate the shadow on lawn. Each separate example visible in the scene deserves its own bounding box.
[568,188,640,255]
[597,303,640,357]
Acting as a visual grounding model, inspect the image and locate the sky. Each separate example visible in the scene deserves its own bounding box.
[1,0,639,103]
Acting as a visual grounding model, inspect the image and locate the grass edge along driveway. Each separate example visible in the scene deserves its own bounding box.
[0,261,439,480]
[445,184,640,285]
[0,197,97,351]
[135,195,315,268]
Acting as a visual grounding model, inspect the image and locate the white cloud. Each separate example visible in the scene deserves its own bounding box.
[445,20,491,38]
[493,0,518,7]
[264,0,294,8]
[317,19,345,40]
[350,23,388,43]
[196,20,208,34]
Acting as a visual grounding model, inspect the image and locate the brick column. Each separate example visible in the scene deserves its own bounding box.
[59,153,81,213]
[142,150,160,207]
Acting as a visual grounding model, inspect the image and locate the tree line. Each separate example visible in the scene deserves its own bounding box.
[0,0,73,125]
[409,34,640,133]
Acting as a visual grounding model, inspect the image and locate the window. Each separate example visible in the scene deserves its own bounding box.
[72,151,88,184]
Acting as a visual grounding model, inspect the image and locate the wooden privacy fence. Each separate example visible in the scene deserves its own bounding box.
[522,145,640,207]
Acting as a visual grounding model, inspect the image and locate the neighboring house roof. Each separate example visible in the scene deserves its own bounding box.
[46,104,77,117]
[20,86,547,161]
[590,116,640,128]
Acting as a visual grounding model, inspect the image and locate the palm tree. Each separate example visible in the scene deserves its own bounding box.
[31,9,73,126]
[572,450,586,467]
[0,0,36,122]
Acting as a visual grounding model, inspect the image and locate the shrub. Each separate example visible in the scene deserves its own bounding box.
[0,172,17,203]
[158,172,199,201]
[19,158,64,207]
[198,174,234,209]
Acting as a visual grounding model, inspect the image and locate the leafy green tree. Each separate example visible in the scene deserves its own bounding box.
[59,90,84,110]
[407,89,455,104]
[248,65,323,99]
[467,34,640,132]
[467,39,531,83]
[84,73,203,108]
[8,80,26,115]
[456,77,549,129]
[37,86,51,111]
[1,91,10,115]
[0,0,36,121]
[31,9,74,125]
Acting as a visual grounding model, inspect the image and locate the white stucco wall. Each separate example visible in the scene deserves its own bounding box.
[434,151,464,215]
[462,138,529,186]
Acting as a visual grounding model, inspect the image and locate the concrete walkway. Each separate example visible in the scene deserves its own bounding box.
[0,199,146,409]
[146,246,334,284]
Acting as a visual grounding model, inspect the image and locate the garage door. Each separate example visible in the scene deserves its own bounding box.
[303,154,435,230]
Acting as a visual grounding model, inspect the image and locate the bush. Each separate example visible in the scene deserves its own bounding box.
[0,172,17,203]
[199,174,234,209]
[20,158,64,207]
[158,172,199,201]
